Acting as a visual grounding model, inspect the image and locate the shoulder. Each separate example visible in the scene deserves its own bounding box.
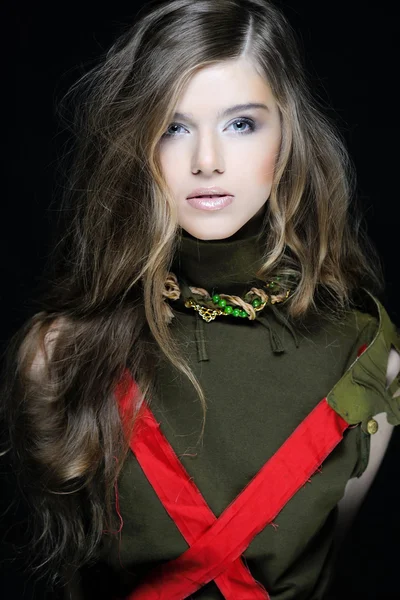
[329,292,400,537]
[326,290,400,430]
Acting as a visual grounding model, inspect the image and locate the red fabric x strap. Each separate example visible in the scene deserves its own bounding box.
[115,370,350,600]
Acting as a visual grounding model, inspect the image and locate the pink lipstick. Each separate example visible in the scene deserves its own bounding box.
[187,195,233,211]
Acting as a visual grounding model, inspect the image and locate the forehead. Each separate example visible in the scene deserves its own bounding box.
[175,58,276,115]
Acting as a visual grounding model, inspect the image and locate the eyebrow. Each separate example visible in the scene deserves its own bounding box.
[172,103,270,122]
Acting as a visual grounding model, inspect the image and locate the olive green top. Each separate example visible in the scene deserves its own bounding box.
[75,211,400,600]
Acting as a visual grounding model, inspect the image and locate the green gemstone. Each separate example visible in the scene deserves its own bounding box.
[212,294,220,304]
[240,310,248,318]
[252,298,261,308]
[270,282,276,288]
[224,305,233,314]
[233,308,241,317]
[218,298,227,308]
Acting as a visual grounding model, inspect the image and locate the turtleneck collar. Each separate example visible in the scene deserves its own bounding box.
[170,207,267,297]
[167,206,300,359]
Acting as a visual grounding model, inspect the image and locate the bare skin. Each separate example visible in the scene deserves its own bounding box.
[158,57,281,241]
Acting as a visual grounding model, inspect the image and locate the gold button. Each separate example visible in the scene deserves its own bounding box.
[367,418,379,434]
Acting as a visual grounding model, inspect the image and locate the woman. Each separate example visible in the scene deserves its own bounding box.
[1,0,400,598]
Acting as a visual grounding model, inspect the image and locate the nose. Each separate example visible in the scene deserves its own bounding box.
[191,130,225,175]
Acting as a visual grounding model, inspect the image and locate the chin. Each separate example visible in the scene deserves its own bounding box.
[180,216,245,241]
[182,226,238,241]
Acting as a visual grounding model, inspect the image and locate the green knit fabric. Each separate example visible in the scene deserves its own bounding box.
[75,212,400,600]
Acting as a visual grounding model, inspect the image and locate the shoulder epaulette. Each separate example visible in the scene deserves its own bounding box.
[327,290,400,432]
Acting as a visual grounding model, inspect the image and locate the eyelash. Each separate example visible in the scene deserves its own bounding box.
[163,117,256,137]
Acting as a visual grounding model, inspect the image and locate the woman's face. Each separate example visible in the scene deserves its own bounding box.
[158,57,282,240]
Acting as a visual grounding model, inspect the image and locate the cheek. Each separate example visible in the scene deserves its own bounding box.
[256,151,279,185]
[159,149,180,186]
[252,127,281,186]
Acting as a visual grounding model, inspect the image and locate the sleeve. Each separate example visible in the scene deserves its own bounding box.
[350,301,400,429]
[350,414,372,479]
[334,299,400,479]
[328,295,400,428]
[344,316,381,480]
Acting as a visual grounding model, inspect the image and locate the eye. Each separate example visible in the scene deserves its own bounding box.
[161,117,256,138]
[162,123,187,137]
[227,118,256,134]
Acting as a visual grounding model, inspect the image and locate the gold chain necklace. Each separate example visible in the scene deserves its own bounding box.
[183,276,296,323]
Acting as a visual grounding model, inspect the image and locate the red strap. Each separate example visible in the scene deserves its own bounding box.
[115,373,267,598]
[116,371,349,600]
[131,404,269,599]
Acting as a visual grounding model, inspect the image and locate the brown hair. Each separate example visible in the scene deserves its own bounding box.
[0,0,384,587]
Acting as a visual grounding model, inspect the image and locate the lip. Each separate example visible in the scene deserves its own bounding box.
[187,195,233,211]
[186,186,233,199]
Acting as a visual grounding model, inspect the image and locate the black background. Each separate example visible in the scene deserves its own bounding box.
[2,1,398,598]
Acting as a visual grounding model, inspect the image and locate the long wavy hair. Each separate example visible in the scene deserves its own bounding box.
[0,0,384,588]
